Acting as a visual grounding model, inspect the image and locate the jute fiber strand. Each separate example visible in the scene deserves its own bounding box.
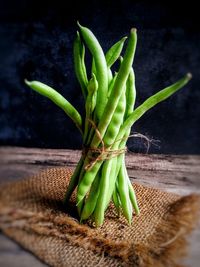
[0,167,199,267]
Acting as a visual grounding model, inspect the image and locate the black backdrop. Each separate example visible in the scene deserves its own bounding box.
[0,0,200,154]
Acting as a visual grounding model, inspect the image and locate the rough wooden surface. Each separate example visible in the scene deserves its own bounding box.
[0,146,200,267]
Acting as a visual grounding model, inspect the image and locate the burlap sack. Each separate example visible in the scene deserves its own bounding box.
[0,167,199,267]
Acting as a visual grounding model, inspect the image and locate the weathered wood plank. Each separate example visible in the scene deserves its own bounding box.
[0,234,47,267]
[0,146,200,267]
[0,146,200,194]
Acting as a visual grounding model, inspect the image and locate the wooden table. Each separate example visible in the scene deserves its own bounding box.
[0,147,200,267]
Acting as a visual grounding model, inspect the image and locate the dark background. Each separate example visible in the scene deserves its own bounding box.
[0,0,199,154]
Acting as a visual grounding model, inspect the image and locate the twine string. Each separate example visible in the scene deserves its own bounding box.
[82,119,126,171]
[82,119,157,171]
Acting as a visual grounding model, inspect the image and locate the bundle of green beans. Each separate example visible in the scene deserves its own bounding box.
[25,23,192,227]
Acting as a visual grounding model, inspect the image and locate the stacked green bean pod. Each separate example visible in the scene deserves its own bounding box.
[25,23,192,227]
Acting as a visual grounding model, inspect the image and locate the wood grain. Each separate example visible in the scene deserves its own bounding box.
[1,146,200,194]
[0,146,200,267]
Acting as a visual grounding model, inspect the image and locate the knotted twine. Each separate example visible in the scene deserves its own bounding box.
[82,119,126,170]
[82,119,152,170]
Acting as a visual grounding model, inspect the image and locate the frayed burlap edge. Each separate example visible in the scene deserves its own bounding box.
[132,194,200,267]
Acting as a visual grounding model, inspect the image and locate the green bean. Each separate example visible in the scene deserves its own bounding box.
[115,67,136,167]
[93,159,113,226]
[104,85,126,146]
[112,182,121,214]
[80,171,101,220]
[73,32,88,99]
[91,59,113,85]
[93,35,126,87]
[123,163,136,215]
[104,157,118,208]
[112,68,136,151]
[78,22,108,120]
[106,37,127,68]
[77,160,103,217]
[107,68,113,86]
[25,80,83,134]
[117,155,132,224]
[85,124,95,147]
[77,197,84,217]
[64,155,84,203]
[65,150,89,205]
[125,68,136,118]
[111,155,124,211]
[90,28,137,148]
[88,74,98,113]
[83,74,98,143]
[107,72,117,98]
[76,160,102,204]
[121,156,139,214]
[85,70,117,150]
[127,174,140,215]
[91,59,96,76]
[109,68,137,214]
[117,73,192,143]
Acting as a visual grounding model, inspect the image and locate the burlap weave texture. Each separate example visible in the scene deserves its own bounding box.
[0,167,199,267]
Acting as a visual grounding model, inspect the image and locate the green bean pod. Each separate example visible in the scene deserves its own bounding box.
[78,23,108,120]
[93,159,113,226]
[73,32,88,99]
[117,73,192,143]
[107,68,113,86]
[80,171,101,220]
[25,80,83,134]
[127,172,140,215]
[76,160,102,204]
[125,68,136,118]
[64,155,84,203]
[107,72,117,98]
[105,37,127,68]
[103,85,126,146]
[91,28,137,148]
[112,182,121,214]
[83,74,98,143]
[117,155,133,224]
[104,156,118,208]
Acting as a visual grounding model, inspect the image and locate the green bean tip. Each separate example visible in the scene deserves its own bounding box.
[122,36,128,41]
[135,209,140,216]
[131,28,137,33]
[119,56,123,62]
[91,72,96,79]
[24,79,31,85]
[186,72,192,80]
[77,21,83,29]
